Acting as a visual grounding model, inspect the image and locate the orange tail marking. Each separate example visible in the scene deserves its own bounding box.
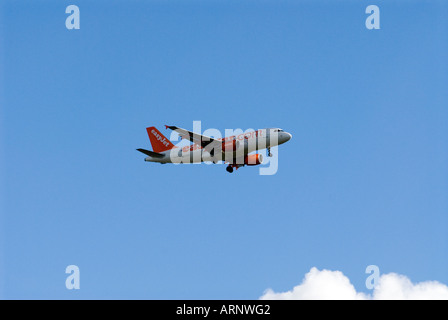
[146,127,175,153]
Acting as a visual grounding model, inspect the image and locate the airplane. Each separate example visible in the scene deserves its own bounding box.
[137,125,292,173]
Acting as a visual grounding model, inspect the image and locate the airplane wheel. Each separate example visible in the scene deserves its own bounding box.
[226,166,234,173]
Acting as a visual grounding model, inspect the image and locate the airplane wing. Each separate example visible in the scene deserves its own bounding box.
[165,125,221,151]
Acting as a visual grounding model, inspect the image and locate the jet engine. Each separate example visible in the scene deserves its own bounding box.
[244,154,263,166]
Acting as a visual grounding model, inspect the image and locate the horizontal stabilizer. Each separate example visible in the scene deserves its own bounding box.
[136,148,165,158]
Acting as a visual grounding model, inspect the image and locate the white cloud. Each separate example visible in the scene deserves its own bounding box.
[260,267,448,300]
[372,273,448,300]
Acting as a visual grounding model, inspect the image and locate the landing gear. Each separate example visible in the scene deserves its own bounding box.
[267,147,273,157]
[226,165,234,173]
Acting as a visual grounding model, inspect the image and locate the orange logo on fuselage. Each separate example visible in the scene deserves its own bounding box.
[180,129,263,153]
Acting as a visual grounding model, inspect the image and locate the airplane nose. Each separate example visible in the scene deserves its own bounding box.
[285,132,292,142]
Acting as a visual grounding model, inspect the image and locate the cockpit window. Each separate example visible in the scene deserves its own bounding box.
[274,129,284,132]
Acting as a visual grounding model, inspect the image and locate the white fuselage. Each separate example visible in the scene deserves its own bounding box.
[144,128,292,165]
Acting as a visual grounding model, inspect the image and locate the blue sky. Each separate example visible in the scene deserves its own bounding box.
[1,0,447,299]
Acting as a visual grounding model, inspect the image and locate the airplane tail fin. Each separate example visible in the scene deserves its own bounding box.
[146,126,175,153]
